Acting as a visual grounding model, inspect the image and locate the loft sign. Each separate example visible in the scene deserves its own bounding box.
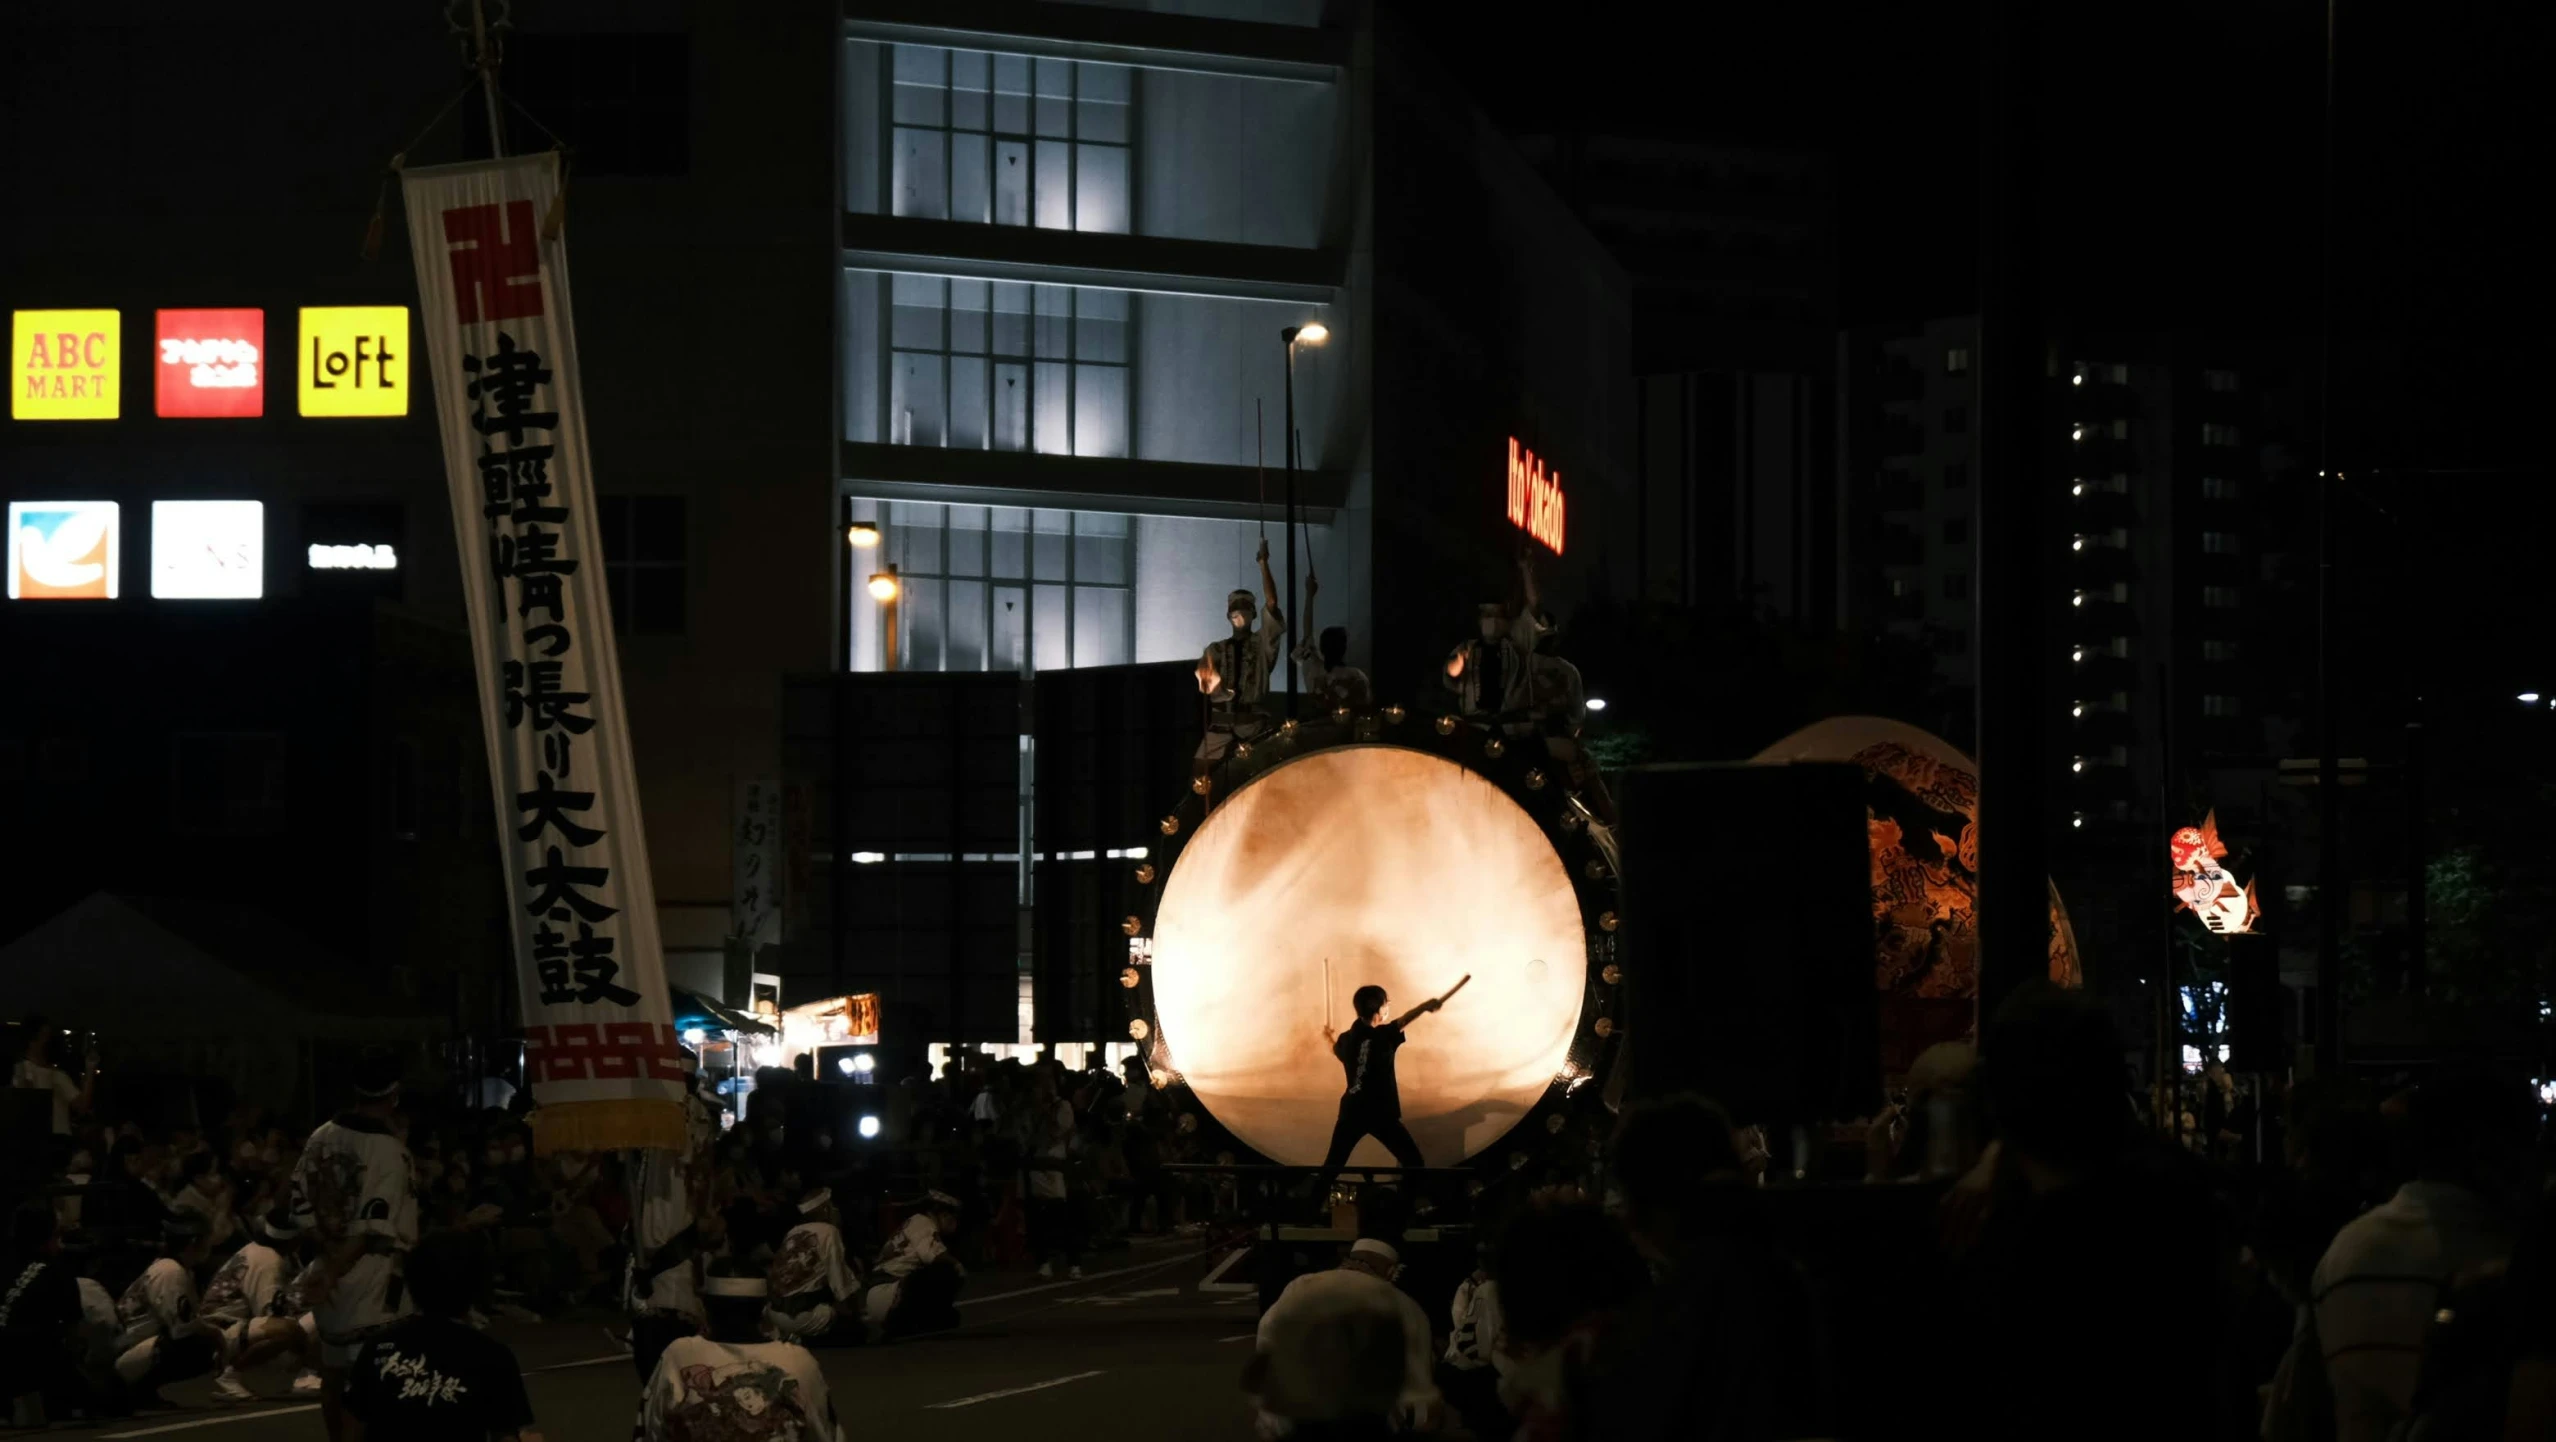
[1506,436,1564,555]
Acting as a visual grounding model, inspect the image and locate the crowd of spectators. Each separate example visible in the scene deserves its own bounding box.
[1249,983,2555,1441]
[0,1015,1242,1425]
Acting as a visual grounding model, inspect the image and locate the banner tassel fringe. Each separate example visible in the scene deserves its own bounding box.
[528,1098,686,1155]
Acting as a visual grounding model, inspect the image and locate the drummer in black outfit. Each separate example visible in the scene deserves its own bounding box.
[1312,979,1467,1198]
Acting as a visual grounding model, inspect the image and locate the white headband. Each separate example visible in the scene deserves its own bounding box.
[1348,1238,1399,1265]
[797,1188,833,1215]
[702,1275,768,1298]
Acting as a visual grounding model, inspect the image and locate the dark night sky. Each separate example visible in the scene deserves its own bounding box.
[1439,0,2556,716]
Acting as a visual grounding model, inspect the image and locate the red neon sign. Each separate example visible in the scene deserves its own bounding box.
[1507,436,1565,555]
[155,308,264,418]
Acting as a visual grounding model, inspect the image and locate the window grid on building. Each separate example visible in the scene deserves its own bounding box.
[599,496,687,636]
[852,498,1133,674]
[888,45,1132,234]
[881,276,1131,459]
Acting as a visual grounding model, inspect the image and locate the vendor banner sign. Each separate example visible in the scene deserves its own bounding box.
[403,153,684,1153]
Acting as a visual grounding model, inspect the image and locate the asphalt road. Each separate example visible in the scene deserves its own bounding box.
[75,1237,1272,1442]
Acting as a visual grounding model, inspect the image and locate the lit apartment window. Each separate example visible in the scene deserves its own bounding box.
[2204,369,2240,392]
[2201,475,2241,500]
[2201,422,2242,447]
[2201,694,2242,717]
[848,499,1133,672]
[2203,585,2241,608]
[2110,419,2130,440]
[2202,640,2240,661]
[886,276,1129,457]
[2109,637,2133,658]
[2107,364,2129,384]
[891,46,1131,234]
[1945,347,1970,375]
[2201,531,2241,555]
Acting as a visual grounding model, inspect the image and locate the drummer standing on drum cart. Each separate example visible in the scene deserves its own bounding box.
[1194,537,1287,771]
[1444,551,1551,737]
[1310,978,1470,1202]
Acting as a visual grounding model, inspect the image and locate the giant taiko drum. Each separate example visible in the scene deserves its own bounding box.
[1143,743,1600,1168]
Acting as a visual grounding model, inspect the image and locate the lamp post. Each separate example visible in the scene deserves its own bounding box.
[869,564,902,672]
[1280,322,1328,717]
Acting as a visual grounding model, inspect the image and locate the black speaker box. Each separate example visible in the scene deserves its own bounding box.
[1615,761,1878,1124]
[2224,931,2283,1073]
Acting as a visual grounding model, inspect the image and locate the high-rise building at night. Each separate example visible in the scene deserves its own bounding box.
[0,0,1634,1050]
[1838,316,2314,976]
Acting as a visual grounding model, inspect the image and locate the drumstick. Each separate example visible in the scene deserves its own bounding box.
[1439,974,1472,1007]
[1324,957,1334,1026]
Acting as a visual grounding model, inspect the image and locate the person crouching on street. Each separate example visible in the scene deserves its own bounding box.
[863,1191,966,1339]
[642,1266,844,1442]
[765,1186,864,1346]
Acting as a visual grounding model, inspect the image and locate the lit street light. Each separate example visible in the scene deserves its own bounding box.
[1585,697,1608,712]
[847,522,880,549]
[869,563,901,671]
[1280,320,1331,716]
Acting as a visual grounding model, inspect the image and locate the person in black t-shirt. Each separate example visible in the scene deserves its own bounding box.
[343,1231,538,1442]
[1,1203,93,1424]
[1312,980,1466,1199]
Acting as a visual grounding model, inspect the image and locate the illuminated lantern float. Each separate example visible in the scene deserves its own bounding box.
[1130,724,1617,1168]
[1754,717,2084,1077]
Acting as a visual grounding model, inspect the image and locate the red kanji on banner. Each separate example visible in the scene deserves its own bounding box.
[524,1022,689,1083]
[441,200,546,324]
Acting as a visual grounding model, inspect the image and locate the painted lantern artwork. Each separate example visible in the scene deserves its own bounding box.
[2170,810,2257,935]
[1755,717,2082,1075]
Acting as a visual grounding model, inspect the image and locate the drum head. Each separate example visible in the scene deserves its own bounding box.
[1150,745,1587,1166]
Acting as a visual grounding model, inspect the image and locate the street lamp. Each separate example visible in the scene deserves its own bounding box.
[847,522,880,549]
[1281,321,1329,716]
[869,563,902,671]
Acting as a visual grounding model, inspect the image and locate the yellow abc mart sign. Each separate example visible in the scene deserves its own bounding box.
[13,310,122,420]
[298,306,409,417]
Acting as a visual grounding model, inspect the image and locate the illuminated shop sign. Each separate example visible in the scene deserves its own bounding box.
[7,501,120,600]
[297,306,409,417]
[307,542,398,570]
[156,309,264,418]
[1506,436,1565,555]
[151,500,265,600]
[12,310,121,420]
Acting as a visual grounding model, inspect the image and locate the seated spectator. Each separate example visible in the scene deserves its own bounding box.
[1436,1240,1510,1442]
[204,1209,322,1403]
[1960,982,2224,1440]
[111,1212,222,1406]
[1,1202,95,1425]
[766,1186,864,1346]
[1257,1187,1441,1435]
[1246,1266,1410,1442]
[2289,1061,2534,1442]
[642,1267,844,1442]
[343,1230,539,1442]
[1572,1096,1828,1441]
[1493,1189,1650,1442]
[168,1151,240,1254]
[864,1191,966,1339]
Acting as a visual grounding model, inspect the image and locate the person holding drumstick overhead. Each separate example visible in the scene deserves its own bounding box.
[1312,975,1471,1198]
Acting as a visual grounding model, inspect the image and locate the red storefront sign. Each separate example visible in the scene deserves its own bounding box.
[155,308,264,418]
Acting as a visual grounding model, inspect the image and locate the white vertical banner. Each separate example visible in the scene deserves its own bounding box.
[403,153,684,1153]
[733,778,781,947]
